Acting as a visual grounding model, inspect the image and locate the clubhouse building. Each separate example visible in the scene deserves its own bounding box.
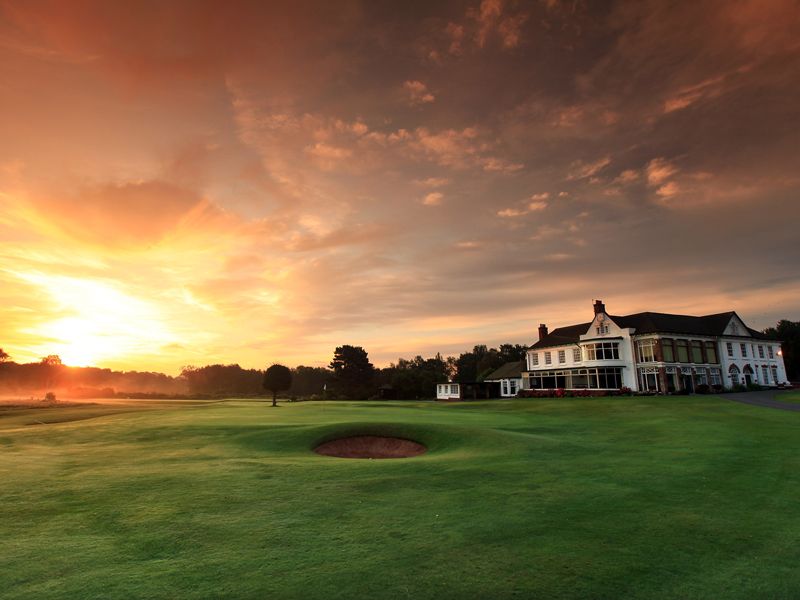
[524,300,789,394]
[437,300,789,399]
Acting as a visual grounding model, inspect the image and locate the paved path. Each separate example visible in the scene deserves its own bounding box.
[719,390,800,412]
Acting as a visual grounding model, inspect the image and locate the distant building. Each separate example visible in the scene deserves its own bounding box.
[435,381,499,400]
[525,300,789,393]
[483,360,525,397]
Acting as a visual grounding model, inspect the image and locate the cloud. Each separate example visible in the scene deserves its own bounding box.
[656,181,680,197]
[497,207,526,217]
[567,156,611,180]
[422,192,444,206]
[646,157,679,186]
[404,80,435,105]
[472,0,528,49]
[482,157,524,172]
[2,0,800,373]
[21,180,224,249]
[613,169,639,184]
[413,177,450,188]
[445,22,465,55]
[497,193,549,217]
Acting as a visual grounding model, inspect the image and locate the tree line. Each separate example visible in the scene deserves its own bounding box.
[1,319,797,400]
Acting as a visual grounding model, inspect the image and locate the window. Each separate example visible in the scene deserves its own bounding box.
[573,348,581,362]
[638,367,660,392]
[762,365,769,383]
[637,339,656,363]
[676,340,689,362]
[771,365,778,383]
[502,380,509,395]
[450,384,459,395]
[527,367,623,390]
[768,346,774,359]
[740,343,747,357]
[662,339,674,362]
[695,368,708,386]
[710,369,722,387]
[558,350,566,364]
[585,342,620,360]
[691,341,703,363]
[758,345,765,359]
[596,367,623,389]
[545,352,552,365]
[509,379,518,395]
[596,324,609,335]
[727,342,734,357]
[729,365,740,386]
[531,353,539,367]
[705,342,718,364]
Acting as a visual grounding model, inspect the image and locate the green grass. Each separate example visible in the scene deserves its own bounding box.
[2,396,800,599]
[773,391,800,403]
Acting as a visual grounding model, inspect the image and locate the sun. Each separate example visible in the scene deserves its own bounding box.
[18,273,175,367]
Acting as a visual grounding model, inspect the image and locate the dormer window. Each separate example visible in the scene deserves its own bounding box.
[596,324,609,335]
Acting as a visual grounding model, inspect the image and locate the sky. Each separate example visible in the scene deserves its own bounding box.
[1,0,799,373]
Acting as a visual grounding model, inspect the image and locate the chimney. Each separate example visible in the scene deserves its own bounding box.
[593,299,606,315]
[538,323,548,339]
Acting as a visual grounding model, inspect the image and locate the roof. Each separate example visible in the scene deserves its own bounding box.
[531,310,771,349]
[484,360,525,380]
[530,323,591,349]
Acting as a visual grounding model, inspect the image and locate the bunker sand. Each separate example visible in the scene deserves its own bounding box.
[314,435,427,458]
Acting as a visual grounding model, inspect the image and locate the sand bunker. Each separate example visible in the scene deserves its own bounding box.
[314,435,427,459]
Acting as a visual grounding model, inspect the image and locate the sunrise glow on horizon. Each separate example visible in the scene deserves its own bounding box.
[1,0,799,374]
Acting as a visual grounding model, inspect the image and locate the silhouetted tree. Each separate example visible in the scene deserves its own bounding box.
[180,364,263,396]
[39,354,63,391]
[329,345,376,399]
[289,366,331,397]
[763,320,800,381]
[263,364,292,407]
[381,354,449,399]
[455,344,529,382]
[0,348,9,363]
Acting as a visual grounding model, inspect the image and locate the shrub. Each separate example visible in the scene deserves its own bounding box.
[695,384,711,394]
[44,391,56,402]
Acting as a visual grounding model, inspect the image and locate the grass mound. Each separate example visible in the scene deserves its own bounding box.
[314,435,427,458]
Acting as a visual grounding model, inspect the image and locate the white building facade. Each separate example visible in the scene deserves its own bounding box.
[524,301,788,393]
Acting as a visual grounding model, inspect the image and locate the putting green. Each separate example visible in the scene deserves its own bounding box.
[1,397,800,599]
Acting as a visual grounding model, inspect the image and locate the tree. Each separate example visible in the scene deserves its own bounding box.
[381,354,449,399]
[454,344,528,382]
[329,345,376,399]
[763,320,800,381]
[181,364,263,396]
[263,364,292,407]
[289,366,332,397]
[0,348,9,363]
